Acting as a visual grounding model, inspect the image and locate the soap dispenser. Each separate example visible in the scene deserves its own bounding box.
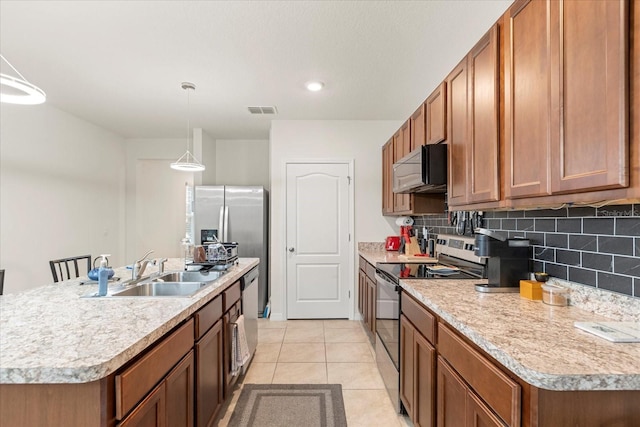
[97,254,111,296]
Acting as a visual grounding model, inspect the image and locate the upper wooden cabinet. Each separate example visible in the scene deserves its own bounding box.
[446,58,470,207]
[447,24,500,209]
[410,104,427,150]
[381,127,447,216]
[382,138,394,215]
[426,82,447,145]
[394,122,412,213]
[468,25,500,205]
[505,0,629,199]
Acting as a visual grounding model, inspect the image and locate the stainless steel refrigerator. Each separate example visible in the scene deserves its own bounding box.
[193,186,269,315]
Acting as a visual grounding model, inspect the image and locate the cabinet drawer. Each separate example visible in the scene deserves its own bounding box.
[223,281,241,311]
[115,318,194,420]
[365,262,376,281]
[195,296,223,340]
[438,324,520,427]
[401,292,435,344]
[227,300,241,321]
[359,256,366,271]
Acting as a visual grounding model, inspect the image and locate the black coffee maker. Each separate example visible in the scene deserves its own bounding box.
[473,228,530,293]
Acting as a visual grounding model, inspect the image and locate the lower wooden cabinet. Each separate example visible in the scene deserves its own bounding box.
[358,257,376,344]
[400,315,436,427]
[195,319,224,427]
[437,357,504,427]
[165,351,195,427]
[436,356,467,427]
[119,350,195,427]
[119,382,166,427]
[438,324,520,427]
[467,390,506,427]
[365,275,376,338]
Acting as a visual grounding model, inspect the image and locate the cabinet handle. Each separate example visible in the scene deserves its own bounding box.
[288,247,295,252]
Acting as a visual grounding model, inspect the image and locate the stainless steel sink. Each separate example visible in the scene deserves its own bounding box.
[108,270,227,297]
[111,281,209,297]
[152,271,225,283]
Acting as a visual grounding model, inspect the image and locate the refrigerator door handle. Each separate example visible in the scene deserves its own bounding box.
[218,206,224,241]
[224,206,229,241]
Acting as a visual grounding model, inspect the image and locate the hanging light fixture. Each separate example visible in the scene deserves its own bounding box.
[171,82,205,172]
[0,54,46,105]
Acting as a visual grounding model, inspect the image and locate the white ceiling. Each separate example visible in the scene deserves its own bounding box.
[1,0,512,140]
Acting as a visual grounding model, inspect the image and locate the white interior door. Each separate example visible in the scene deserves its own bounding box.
[136,160,193,258]
[286,162,351,319]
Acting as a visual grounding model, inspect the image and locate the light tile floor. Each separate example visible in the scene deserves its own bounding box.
[216,319,411,426]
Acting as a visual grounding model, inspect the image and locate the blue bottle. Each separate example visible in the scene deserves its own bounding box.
[97,254,110,296]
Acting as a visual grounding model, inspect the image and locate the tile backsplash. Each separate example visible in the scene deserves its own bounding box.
[411,204,640,298]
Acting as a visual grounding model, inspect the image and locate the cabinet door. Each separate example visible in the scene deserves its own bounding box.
[399,315,415,418]
[382,139,394,214]
[119,383,166,427]
[504,0,552,199]
[549,0,629,194]
[358,270,365,317]
[411,104,427,150]
[394,124,412,213]
[426,82,447,145]
[196,319,224,427]
[414,332,436,427]
[362,272,369,329]
[468,25,500,204]
[165,351,194,427]
[446,58,470,207]
[437,357,467,427]
[223,301,242,395]
[366,275,376,336]
[467,391,505,427]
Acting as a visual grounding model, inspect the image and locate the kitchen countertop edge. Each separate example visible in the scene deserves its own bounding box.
[398,279,640,392]
[0,258,259,384]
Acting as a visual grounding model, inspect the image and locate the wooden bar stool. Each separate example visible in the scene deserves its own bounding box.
[49,255,91,283]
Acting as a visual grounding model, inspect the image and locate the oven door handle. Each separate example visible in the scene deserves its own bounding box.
[375,272,401,293]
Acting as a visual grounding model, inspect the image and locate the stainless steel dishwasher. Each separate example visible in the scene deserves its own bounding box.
[240,266,259,374]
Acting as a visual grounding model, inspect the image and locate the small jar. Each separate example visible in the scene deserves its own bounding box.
[542,283,569,306]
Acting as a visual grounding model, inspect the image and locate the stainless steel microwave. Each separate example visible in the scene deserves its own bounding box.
[392,143,447,193]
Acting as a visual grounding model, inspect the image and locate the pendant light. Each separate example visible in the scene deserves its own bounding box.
[0,54,46,105]
[171,82,205,172]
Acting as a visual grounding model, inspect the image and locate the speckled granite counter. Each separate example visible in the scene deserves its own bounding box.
[358,244,436,264]
[0,258,258,384]
[399,278,640,391]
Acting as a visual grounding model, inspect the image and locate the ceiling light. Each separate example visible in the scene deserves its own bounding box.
[0,54,46,105]
[171,82,205,172]
[305,81,324,92]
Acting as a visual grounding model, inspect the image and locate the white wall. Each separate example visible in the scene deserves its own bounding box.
[201,139,270,189]
[124,135,204,261]
[0,104,126,293]
[269,120,401,320]
[215,140,270,189]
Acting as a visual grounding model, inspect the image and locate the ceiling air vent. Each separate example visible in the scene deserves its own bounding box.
[248,106,278,115]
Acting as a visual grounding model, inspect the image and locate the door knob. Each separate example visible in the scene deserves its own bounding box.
[288,247,295,252]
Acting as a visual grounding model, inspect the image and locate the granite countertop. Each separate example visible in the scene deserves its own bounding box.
[399,278,640,392]
[358,244,436,265]
[0,258,258,384]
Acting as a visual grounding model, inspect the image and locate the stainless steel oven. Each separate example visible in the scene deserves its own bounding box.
[375,268,401,412]
[374,234,486,414]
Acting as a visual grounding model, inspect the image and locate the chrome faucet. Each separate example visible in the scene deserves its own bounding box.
[132,250,154,280]
[157,258,168,274]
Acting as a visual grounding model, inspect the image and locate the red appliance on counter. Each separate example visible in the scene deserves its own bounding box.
[385,236,401,251]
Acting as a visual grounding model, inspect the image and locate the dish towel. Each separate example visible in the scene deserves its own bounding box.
[231,314,251,377]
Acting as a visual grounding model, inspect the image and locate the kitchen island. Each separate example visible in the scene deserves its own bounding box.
[0,257,258,426]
